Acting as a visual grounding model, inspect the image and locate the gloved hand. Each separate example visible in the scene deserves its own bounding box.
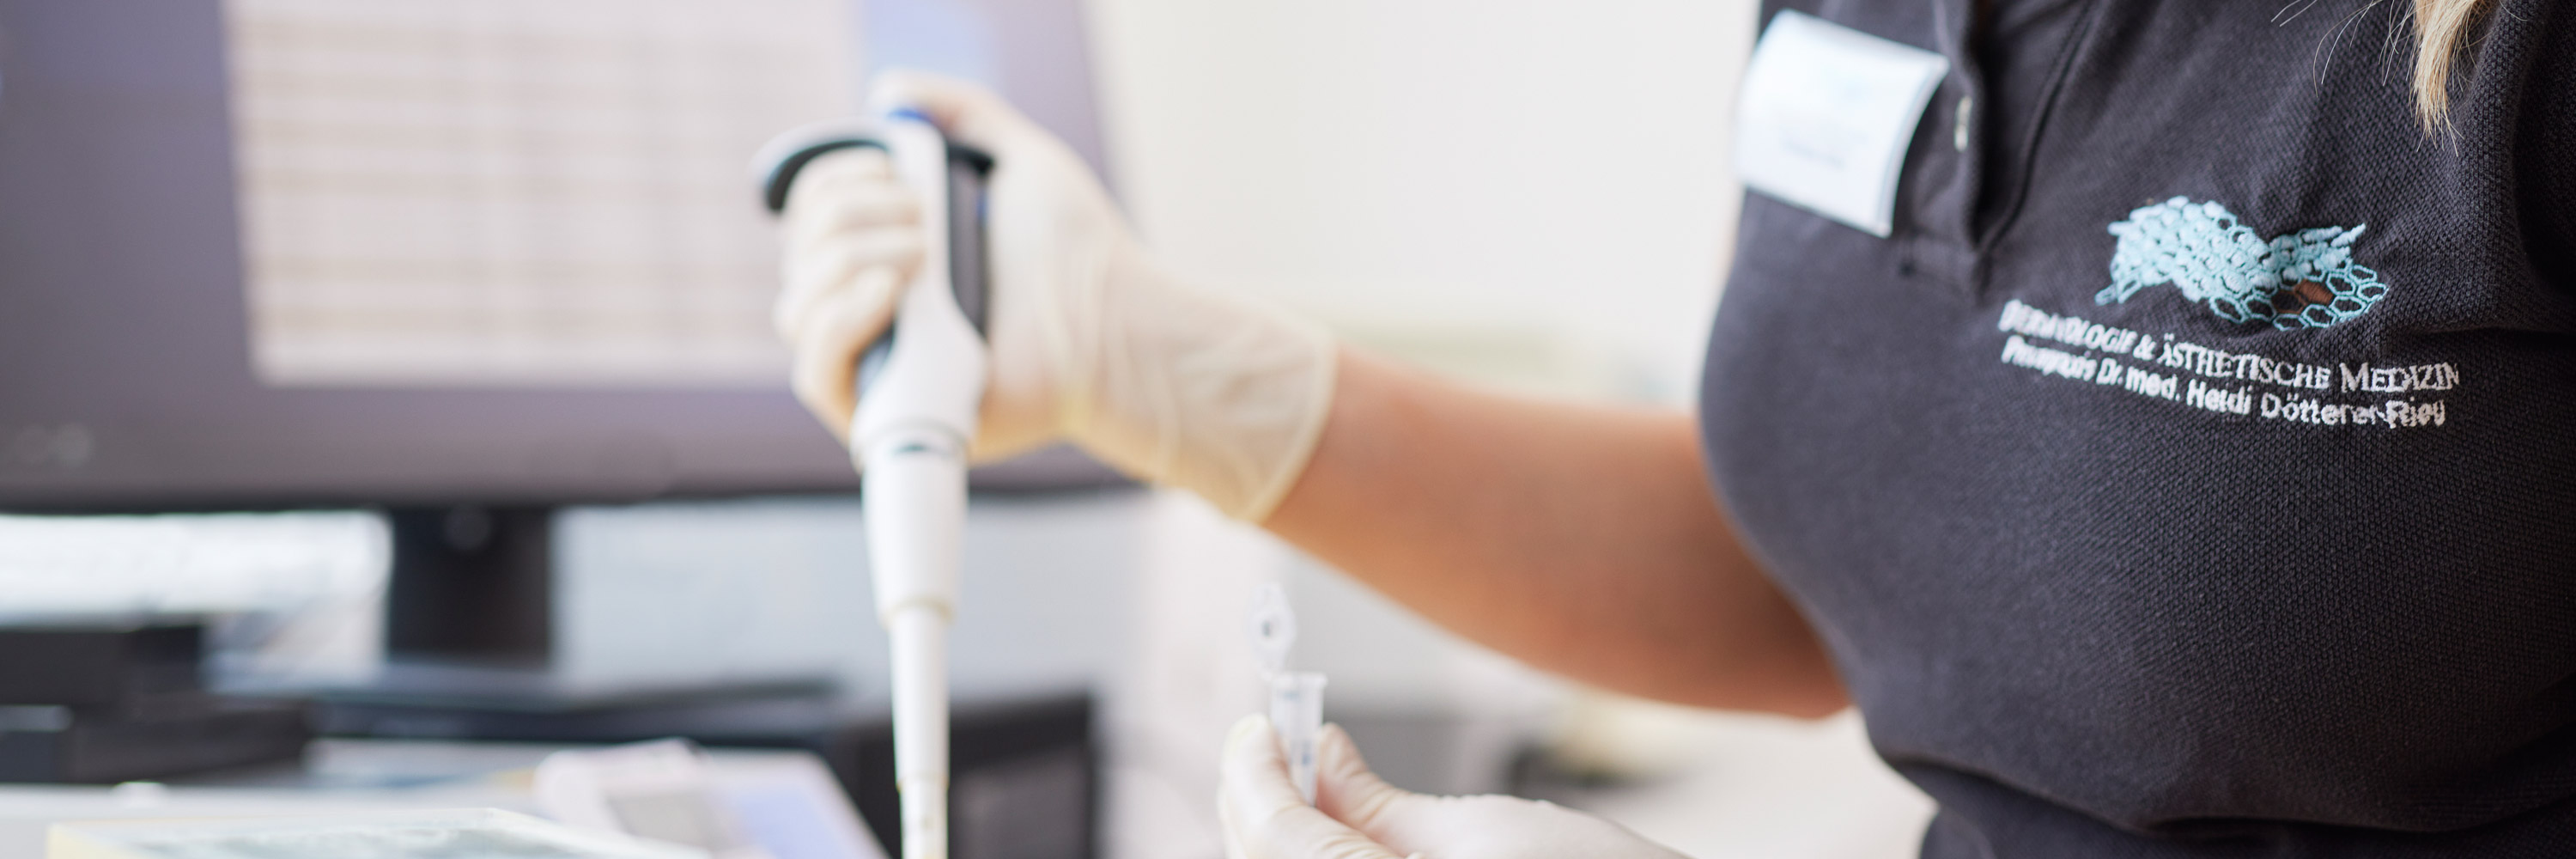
[1218,715,1692,859]
[774,70,1338,521]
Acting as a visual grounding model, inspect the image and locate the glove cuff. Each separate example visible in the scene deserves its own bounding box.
[1066,251,1339,522]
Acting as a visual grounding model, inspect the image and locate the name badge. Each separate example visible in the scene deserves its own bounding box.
[1734,11,1949,238]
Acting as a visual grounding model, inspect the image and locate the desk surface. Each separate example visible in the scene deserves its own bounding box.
[0,739,817,857]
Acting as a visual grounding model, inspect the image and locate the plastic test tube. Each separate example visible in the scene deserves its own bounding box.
[1270,671,1327,804]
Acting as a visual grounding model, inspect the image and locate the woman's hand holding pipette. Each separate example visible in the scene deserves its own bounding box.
[1218,716,1689,859]
[774,70,1336,521]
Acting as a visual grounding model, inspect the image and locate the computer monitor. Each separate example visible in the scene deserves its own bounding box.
[0,0,1117,667]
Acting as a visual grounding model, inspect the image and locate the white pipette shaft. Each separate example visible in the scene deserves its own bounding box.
[866,432,963,859]
[854,110,986,859]
[888,607,951,859]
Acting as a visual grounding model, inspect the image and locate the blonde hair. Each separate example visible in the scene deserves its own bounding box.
[2410,0,2495,131]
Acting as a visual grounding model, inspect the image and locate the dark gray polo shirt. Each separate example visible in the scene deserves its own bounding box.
[1699,0,2576,856]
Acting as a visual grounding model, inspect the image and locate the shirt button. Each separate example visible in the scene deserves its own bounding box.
[1953,95,1974,151]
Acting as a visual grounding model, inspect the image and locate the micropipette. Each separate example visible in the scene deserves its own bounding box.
[756,108,991,859]
[1251,582,1326,803]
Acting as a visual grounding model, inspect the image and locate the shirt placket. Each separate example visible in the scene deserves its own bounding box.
[1896,0,1990,296]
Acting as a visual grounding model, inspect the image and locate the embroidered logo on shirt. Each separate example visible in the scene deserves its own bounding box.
[2093,198,2387,329]
[1995,300,2452,429]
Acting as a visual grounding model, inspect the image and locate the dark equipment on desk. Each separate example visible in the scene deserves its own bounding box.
[0,619,312,783]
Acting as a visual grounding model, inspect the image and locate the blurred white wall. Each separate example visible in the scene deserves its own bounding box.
[1087,0,1757,403]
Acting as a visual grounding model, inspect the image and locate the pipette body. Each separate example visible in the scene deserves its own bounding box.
[756,108,990,859]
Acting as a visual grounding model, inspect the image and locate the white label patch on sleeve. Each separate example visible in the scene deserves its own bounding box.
[1733,10,1950,238]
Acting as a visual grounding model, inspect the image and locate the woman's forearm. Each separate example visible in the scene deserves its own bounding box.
[1261,349,1847,717]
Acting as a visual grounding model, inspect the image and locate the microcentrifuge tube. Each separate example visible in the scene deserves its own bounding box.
[1271,671,1327,804]
[1249,583,1325,804]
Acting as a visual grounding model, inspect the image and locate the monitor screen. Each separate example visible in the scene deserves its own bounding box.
[0,0,1113,510]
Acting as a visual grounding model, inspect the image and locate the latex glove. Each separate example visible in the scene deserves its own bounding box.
[1218,716,1692,859]
[774,70,1337,521]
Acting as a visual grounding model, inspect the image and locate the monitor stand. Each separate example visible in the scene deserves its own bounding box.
[301,505,839,741]
[386,505,553,667]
